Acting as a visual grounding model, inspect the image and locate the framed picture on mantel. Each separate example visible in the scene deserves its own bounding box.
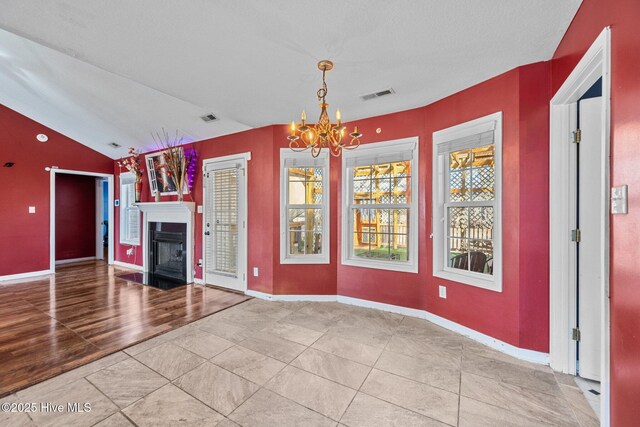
[145,151,189,197]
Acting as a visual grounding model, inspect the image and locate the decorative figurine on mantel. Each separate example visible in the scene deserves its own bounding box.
[119,147,144,202]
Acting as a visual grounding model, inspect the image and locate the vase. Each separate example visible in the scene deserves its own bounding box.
[177,190,183,202]
[155,191,160,202]
[135,181,142,203]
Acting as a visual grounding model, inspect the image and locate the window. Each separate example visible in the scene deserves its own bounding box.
[342,137,419,273]
[280,150,329,264]
[119,172,140,246]
[432,112,502,291]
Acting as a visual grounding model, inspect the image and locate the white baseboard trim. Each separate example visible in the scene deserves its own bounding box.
[244,291,549,365]
[423,308,549,365]
[193,278,205,285]
[245,289,337,302]
[113,260,144,271]
[338,295,548,365]
[0,269,53,282]
[55,256,96,265]
[336,295,425,318]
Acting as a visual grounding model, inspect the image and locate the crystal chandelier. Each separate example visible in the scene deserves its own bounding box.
[288,60,362,157]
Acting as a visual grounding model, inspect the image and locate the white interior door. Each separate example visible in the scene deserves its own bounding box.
[577,96,603,381]
[204,161,246,291]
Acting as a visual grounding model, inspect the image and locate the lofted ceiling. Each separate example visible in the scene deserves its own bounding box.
[0,0,582,159]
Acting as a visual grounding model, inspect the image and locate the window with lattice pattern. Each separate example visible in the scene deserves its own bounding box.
[281,151,329,264]
[342,137,418,273]
[433,112,502,291]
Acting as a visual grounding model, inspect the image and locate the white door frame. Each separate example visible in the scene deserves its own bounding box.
[549,27,611,425]
[49,168,115,271]
[201,152,250,292]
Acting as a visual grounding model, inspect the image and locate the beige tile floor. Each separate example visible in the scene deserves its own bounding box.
[1,299,600,427]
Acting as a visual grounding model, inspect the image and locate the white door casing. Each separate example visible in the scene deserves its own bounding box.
[49,169,115,271]
[578,97,603,381]
[202,153,250,292]
[549,27,610,426]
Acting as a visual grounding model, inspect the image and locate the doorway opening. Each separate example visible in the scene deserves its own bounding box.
[202,153,250,292]
[49,169,114,271]
[549,27,610,424]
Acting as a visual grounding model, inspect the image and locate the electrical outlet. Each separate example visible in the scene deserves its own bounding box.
[28,206,36,214]
[197,205,203,214]
[439,285,447,299]
[253,267,259,277]
[198,259,203,267]
[126,247,134,257]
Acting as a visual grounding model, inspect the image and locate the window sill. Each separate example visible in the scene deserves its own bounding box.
[120,240,140,247]
[434,269,501,292]
[280,256,329,265]
[341,257,418,274]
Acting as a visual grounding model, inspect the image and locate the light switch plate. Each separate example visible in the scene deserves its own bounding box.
[439,285,447,299]
[611,185,628,214]
[253,267,259,277]
[28,206,36,214]
[197,205,203,214]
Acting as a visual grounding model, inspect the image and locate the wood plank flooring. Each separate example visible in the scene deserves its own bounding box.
[0,261,250,397]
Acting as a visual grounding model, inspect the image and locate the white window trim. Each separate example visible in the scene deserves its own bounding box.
[341,137,419,274]
[119,172,141,246]
[432,112,502,291]
[280,149,330,264]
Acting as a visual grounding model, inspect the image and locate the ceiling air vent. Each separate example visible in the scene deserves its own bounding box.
[361,88,395,101]
[200,113,219,122]
[109,142,121,148]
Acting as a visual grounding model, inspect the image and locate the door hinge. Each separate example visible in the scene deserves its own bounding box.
[572,328,581,342]
[572,129,582,144]
[571,228,581,242]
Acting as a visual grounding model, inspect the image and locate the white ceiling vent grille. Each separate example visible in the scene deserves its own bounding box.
[361,88,395,101]
[201,113,219,122]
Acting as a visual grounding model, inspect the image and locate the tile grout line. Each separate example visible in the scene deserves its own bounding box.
[337,313,403,425]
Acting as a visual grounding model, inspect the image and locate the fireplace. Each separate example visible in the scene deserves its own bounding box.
[149,222,186,281]
[135,202,196,285]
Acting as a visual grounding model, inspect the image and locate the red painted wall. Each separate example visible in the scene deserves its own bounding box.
[272,126,338,296]
[0,104,113,276]
[335,64,551,351]
[551,0,640,424]
[55,174,96,261]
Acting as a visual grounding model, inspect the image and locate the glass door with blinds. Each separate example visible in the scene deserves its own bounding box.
[203,157,247,291]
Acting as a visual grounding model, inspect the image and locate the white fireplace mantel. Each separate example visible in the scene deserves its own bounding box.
[136,201,196,215]
[135,202,196,283]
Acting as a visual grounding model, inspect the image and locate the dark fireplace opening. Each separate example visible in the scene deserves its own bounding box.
[117,221,189,291]
[149,222,187,281]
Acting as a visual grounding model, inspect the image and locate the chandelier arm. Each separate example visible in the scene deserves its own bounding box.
[289,144,310,152]
[329,144,342,157]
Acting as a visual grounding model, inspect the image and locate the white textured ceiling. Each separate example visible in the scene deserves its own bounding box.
[0,0,582,159]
